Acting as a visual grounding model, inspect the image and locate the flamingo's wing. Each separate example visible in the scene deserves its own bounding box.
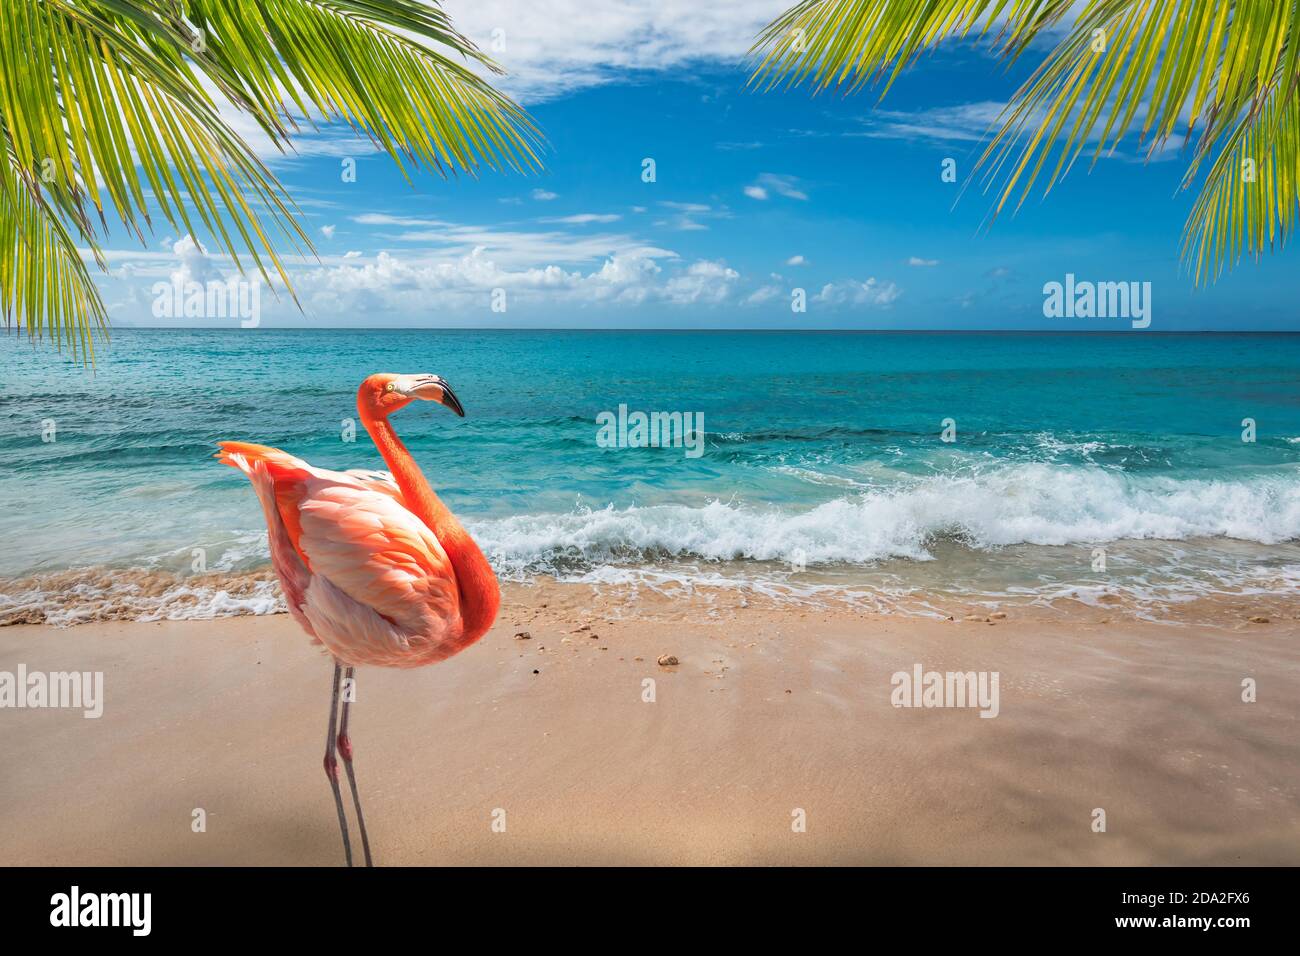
[296,480,460,628]
[215,443,318,638]
[342,468,404,503]
[217,442,462,666]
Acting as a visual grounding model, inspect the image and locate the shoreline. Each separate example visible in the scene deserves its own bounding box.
[2,565,1296,631]
[1,581,1297,865]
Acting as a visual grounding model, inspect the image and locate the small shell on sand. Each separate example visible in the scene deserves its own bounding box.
[514,631,531,640]
[657,654,679,666]
[1248,616,1270,624]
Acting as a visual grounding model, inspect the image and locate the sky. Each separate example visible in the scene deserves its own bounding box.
[99,0,1300,331]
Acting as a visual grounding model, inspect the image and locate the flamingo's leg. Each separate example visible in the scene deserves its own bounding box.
[338,666,373,867]
[323,660,353,867]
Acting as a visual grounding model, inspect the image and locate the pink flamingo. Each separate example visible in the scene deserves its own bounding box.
[216,374,499,866]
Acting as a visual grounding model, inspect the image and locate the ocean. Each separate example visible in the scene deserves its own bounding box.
[2,329,1298,624]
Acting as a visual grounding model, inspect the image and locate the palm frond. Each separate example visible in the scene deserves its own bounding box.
[1183,83,1300,284]
[974,0,1299,218]
[0,0,541,361]
[175,0,542,176]
[751,0,1300,282]
[749,0,1075,97]
[0,150,107,360]
[4,0,309,277]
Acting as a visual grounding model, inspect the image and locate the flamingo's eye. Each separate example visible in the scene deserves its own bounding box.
[385,383,395,393]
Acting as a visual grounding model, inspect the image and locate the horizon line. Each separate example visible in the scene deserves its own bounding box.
[37,326,1300,335]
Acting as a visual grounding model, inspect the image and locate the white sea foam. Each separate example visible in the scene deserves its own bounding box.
[4,464,1297,625]
[471,464,1300,576]
[0,571,284,627]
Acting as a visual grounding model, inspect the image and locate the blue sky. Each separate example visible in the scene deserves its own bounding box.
[102,1,1300,331]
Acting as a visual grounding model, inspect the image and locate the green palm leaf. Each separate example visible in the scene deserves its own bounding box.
[0,0,542,361]
[0,149,107,358]
[1183,83,1300,283]
[750,0,1300,282]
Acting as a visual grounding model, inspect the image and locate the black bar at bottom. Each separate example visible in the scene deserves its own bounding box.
[0,866,1288,942]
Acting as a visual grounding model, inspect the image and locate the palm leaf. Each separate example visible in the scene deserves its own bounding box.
[749,0,1075,97]
[0,0,542,361]
[751,0,1300,282]
[1183,82,1300,284]
[0,149,107,359]
[175,1,541,176]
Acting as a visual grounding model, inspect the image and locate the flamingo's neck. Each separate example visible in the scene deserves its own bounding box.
[361,411,500,642]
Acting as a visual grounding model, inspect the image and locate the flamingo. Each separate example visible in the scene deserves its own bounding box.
[216,373,499,866]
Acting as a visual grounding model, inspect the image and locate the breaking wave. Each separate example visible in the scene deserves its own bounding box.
[4,463,1297,625]
[473,464,1300,578]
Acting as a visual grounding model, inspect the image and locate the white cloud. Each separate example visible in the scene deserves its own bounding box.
[750,172,808,200]
[198,74,379,165]
[96,245,775,323]
[853,101,1007,144]
[441,1,789,102]
[656,200,728,231]
[907,256,938,267]
[350,212,675,267]
[99,236,355,286]
[169,235,219,287]
[99,204,694,309]
[321,224,337,239]
[353,213,444,228]
[286,248,647,314]
[543,213,622,224]
[744,284,783,305]
[663,260,740,304]
[280,247,744,314]
[101,212,748,317]
[815,278,901,308]
[785,254,806,266]
[531,188,559,201]
[856,99,1186,161]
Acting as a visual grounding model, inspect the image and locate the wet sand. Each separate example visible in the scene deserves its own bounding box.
[1,583,1297,865]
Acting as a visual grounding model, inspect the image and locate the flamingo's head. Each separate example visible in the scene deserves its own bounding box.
[358,373,466,419]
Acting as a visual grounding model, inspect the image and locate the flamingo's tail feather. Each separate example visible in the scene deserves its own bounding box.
[215,441,312,481]
[214,441,317,622]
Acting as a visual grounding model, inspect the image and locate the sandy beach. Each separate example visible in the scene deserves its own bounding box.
[1,582,1296,866]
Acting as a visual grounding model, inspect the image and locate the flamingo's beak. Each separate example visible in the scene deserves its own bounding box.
[399,375,466,417]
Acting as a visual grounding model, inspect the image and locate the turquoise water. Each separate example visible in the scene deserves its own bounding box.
[2,329,1298,620]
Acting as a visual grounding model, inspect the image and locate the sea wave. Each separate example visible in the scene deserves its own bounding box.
[0,570,283,627]
[473,464,1300,576]
[4,463,1297,625]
